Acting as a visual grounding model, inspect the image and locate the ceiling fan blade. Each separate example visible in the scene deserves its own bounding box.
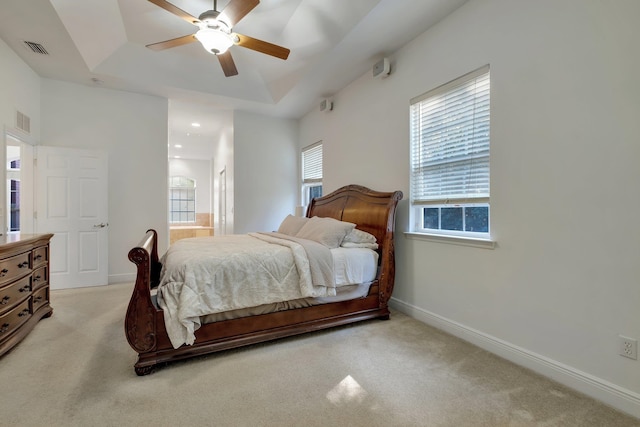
[220,0,260,27]
[147,0,200,25]
[146,34,197,51]
[235,34,290,60]
[217,51,239,77]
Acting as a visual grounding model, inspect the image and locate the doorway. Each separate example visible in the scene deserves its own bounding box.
[4,132,34,235]
[218,167,226,235]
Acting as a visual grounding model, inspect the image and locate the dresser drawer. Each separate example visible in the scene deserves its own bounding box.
[32,266,48,291]
[33,246,48,268]
[0,275,31,315]
[32,286,49,312]
[0,299,31,339]
[0,252,31,285]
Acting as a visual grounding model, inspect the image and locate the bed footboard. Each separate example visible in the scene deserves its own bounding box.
[125,229,161,372]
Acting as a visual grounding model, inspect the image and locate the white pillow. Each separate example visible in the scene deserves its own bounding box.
[295,216,356,248]
[341,241,379,250]
[277,215,309,236]
[343,228,377,244]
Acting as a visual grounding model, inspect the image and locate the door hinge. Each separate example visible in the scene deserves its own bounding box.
[33,211,37,220]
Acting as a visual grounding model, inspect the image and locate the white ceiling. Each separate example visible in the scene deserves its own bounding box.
[0,0,468,158]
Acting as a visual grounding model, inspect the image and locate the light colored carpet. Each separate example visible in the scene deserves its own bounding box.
[0,282,637,427]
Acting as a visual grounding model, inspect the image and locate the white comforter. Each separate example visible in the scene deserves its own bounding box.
[157,233,337,348]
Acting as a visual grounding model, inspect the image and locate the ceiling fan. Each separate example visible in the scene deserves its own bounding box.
[146,0,290,77]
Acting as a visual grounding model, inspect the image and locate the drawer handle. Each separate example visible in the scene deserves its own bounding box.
[18,308,29,317]
[33,275,42,282]
[17,262,29,269]
[19,285,31,293]
[34,254,43,261]
[0,296,9,305]
[0,323,9,334]
[0,268,8,277]
[33,296,43,303]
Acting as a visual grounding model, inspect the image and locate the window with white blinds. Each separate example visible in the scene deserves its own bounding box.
[302,142,322,184]
[410,66,490,235]
[301,142,323,206]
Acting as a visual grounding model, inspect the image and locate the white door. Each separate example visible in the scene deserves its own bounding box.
[35,146,108,289]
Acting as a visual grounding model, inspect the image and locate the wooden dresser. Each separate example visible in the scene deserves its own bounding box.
[0,233,53,356]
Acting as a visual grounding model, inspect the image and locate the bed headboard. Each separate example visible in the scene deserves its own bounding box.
[307,185,402,302]
[307,185,403,245]
[307,184,403,260]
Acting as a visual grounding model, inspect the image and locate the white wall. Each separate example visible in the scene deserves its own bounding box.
[233,111,298,234]
[169,158,211,216]
[299,0,640,418]
[0,38,41,233]
[40,79,168,283]
[0,38,41,143]
[213,114,234,235]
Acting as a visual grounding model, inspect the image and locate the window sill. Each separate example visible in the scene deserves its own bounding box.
[404,232,496,249]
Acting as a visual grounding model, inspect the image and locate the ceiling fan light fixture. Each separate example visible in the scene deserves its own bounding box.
[145,0,289,77]
[195,27,234,55]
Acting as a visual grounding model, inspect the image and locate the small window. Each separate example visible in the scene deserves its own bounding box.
[169,176,196,223]
[302,142,322,205]
[410,66,490,237]
[423,205,489,233]
[7,144,21,232]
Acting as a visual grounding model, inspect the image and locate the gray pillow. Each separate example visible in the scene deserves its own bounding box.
[277,215,309,236]
[296,216,356,248]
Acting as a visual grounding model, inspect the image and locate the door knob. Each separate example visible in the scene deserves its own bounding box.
[93,223,109,228]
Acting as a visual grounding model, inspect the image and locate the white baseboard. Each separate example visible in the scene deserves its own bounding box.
[108,273,136,284]
[389,297,640,420]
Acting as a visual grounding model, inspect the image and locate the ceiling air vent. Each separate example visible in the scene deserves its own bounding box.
[23,41,49,55]
[16,111,31,134]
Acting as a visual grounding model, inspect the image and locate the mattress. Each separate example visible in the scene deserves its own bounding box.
[200,282,374,324]
[199,247,378,324]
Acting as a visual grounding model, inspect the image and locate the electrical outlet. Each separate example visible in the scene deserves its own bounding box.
[619,335,638,360]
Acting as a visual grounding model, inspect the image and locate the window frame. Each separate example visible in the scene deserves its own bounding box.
[409,65,492,242]
[169,176,196,224]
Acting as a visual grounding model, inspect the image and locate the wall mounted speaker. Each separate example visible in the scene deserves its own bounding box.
[373,58,391,79]
[320,98,333,112]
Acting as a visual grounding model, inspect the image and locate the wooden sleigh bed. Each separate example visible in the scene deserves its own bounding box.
[125,185,402,375]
